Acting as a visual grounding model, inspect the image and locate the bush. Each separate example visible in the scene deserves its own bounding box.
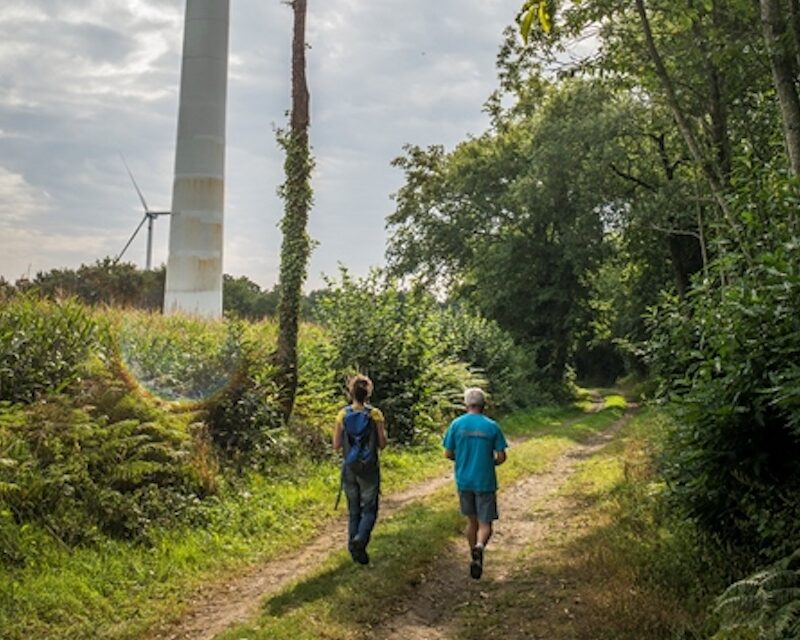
[713,549,800,640]
[0,399,211,549]
[431,305,544,411]
[205,321,339,467]
[315,270,521,443]
[647,242,800,557]
[0,295,102,404]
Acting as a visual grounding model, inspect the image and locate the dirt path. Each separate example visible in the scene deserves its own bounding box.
[149,470,458,640]
[150,400,608,640]
[373,406,634,640]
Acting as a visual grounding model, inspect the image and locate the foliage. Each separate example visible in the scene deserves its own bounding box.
[223,275,280,319]
[518,0,553,42]
[206,327,286,466]
[117,310,243,401]
[387,80,633,386]
[0,295,103,404]
[18,259,165,310]
[207,318,345,467]
[713,549,800,640]
[315,270,485,444]
[0,388,212,553]
[430,304,545,410]
[648,233,800,556]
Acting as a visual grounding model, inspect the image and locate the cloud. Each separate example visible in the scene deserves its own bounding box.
[0,166,51,224]
[0,0,522,289]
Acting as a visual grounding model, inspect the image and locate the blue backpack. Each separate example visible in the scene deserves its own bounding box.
[342,405,378,476]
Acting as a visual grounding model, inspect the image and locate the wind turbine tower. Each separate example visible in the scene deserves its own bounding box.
[163,0,230,317]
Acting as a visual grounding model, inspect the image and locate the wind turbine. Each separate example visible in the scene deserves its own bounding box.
[116,155,171,271]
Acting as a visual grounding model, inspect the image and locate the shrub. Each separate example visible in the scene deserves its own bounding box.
[0,399,211,548]
[316,270,508,443]
[0,295,101,404]
[647,243,800,557]
[713,549,800,640]
[431,305,544,411]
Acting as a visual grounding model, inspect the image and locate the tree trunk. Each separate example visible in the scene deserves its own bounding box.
[634,0,751,262]
[275,0,313,420]
[760,0,800,176]
[693,0,732,178]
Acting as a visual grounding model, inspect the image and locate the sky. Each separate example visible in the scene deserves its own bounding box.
[0,0,522,290]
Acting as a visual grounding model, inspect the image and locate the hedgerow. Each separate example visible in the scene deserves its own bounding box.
[0,287,534,565]
[647,245,800,558]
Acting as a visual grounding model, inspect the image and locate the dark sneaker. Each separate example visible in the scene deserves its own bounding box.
[470,545,483,580]
[351,537,369,565]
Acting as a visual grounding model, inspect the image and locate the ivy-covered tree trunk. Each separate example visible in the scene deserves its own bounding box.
[275,0,312,420]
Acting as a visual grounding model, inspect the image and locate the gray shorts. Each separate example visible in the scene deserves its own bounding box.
[458,490,499,522]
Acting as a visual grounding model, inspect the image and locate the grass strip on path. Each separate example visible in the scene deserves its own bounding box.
[215,398,625,640]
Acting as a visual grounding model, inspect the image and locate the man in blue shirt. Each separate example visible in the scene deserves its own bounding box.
[443,387,508,579]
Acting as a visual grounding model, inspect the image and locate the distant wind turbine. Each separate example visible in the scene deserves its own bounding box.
[116,155,171,271]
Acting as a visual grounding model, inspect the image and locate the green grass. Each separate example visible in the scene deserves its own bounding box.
[0,446,446,640]
[1,395,625,640]
[216,398,626,640]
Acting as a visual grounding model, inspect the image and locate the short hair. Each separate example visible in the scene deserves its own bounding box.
[464,387,486,409]
[348,374,373,403]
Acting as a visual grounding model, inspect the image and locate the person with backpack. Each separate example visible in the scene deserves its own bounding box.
[333,374,387,564]
[443,387,508,580]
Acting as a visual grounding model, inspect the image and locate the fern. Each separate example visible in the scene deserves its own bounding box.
[714,549,800,639]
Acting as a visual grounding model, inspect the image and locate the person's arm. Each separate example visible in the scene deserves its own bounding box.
[443,423,455,460]
[494,425,508,465]
[376,419,388,450]
[333,416,343,450]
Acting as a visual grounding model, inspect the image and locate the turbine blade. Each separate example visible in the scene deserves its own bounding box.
[116,214,148,263]
[119,153,150,212]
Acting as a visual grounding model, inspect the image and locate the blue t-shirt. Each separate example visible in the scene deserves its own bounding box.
[442,413,508,493]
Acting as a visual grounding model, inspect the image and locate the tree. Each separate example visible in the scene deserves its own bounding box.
[274,0,313,420]
[222,275,279,319]
[759,0,800,174]
[388,80,630,385]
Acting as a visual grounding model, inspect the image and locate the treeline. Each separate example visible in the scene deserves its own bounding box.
[385,0,800,635]
[0,258,320,320]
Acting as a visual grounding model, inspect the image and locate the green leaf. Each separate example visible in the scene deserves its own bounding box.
[521,6,536,43]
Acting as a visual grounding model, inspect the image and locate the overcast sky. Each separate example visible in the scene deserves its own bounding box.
[0,0,521,290]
